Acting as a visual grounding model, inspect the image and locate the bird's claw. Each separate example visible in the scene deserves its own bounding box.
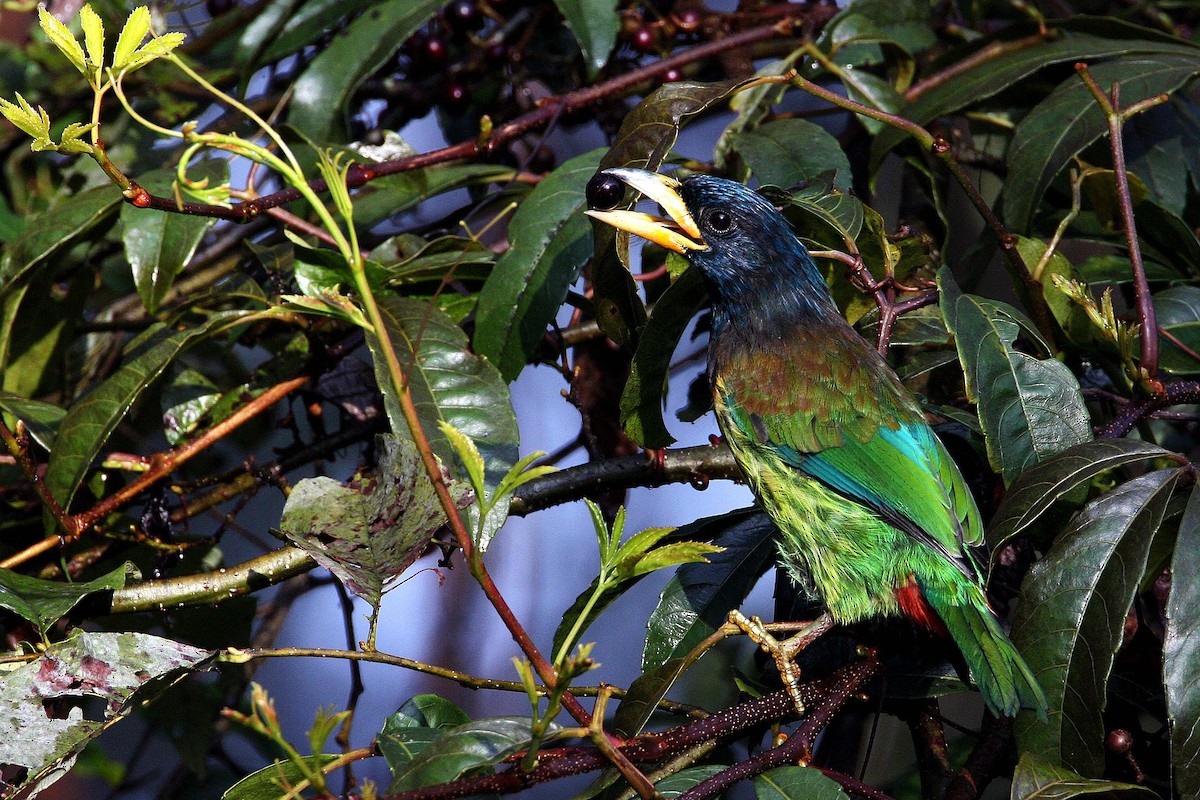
[729,610,835,716]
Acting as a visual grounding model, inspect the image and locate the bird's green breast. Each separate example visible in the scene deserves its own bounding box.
[711,322,984,623]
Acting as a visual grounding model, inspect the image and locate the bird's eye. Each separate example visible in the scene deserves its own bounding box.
[705,209,735,234]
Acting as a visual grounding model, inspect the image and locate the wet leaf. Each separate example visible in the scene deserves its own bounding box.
[554,0,618,77]
[0,563,132,635]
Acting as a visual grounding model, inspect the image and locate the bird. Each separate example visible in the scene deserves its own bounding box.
[586,167,1047,720]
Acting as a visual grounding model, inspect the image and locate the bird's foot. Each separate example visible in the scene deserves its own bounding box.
[729,610,835,715]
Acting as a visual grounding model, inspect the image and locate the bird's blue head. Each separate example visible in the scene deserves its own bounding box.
[587,169,837,335]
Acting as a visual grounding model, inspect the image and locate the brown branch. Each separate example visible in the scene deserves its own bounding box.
[376,659,877,800]
[675,655,881,800]
[0,375,310,570]
[1096,380,1200,439]
[122,14,832,223]
[789,75,1056,346]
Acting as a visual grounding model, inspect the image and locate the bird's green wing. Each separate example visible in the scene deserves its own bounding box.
[717,330,985,578]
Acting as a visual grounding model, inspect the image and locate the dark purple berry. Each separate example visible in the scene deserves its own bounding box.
[444,82,469,108]
[675,9,702,34]
[425,36,448,63]
[631,27,657,53]
[445,0,481,33]
[1107,729,1133,755]
[484,41,508,64]
[664,68,683,83]
[586,173,624,211]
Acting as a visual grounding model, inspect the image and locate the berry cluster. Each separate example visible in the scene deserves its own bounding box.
[348,3,721,163]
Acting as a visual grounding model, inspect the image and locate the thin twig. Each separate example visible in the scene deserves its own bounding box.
[1076,63,1169,388]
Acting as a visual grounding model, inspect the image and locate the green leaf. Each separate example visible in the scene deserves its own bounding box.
[280,435,470,609]
[731,119,852,191]
[353,164,513,229]
[987,438,1174,552]
[755,766,851,800]
[619,266,708,448]
[715,54,804,179]
[551,526,715,664]
[286,0,441,142]
[938,268,1092,485]
[390,694,471,730]
[642,508,778,670]
[38,6,87,76]
[0,563,131,635]
[237,0,380,72]
[1153,285,1200,375]
[839,69,903,135]
[122,31,185,72]
[0,392,66,450]
[1012,468,1182,774]
[78,5,104,69]
[42,321,222,520]
[387,717,547,792]
[366,295,519,502]
[219,755,339,800]
[376,695,470,778]
[1165,485,1200,800]
[774,181,865,247]
[473,149,604,381]
[870,30,1200,171]
[656,765,729,797]
[554,0,618,77]
[112,6,150,70]
[122,160,227,314]
[1003,54,1200,233]
[0,185,122,300]
[1010,752,1157,800]
[0,631,212,797]
[0,93,52,141]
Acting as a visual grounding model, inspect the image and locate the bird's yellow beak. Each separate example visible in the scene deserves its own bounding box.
[585,168,707,254]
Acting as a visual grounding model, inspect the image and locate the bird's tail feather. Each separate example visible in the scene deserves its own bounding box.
[929,595,1048,720]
